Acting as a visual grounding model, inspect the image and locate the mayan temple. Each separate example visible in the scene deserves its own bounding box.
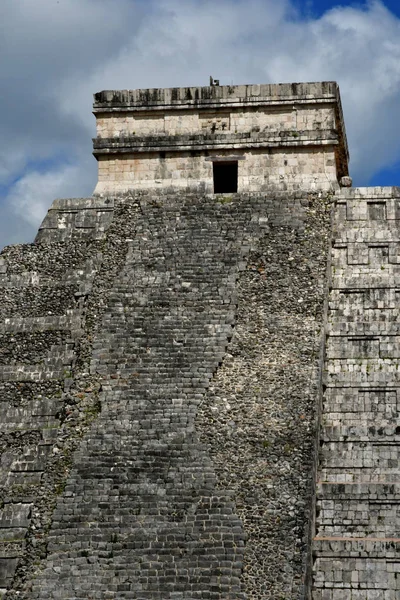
[0,81,398,599]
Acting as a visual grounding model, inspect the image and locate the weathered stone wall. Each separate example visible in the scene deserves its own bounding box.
[35,197,114,243]
[93,81,348,195]
[0,238,107,595]
[312,187,400,599]
[0,189,332,599]
[95,147,337,195]
[4,79,399,600]
[95,106,334,138]
[0,196,131,596]
[92,82,342,112]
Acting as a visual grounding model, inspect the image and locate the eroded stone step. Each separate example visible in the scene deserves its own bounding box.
[323,388,400,414]
[335,226,400,243]
[318,467,400,484]
[333,244,400,267]
[321,418,400,442]
[325,358,400,386]
[0,311,81,334]
[0,285,80,319]
[320,442,400,469]
[332,271,400,290]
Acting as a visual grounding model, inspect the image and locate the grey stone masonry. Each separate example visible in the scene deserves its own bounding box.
[3,78,400,600]
[0,189,332,599]
[93,82,343,110]
[0,234,117,596]
[35,197,115,243]
[312,187,400,599]
[92,82,349,194]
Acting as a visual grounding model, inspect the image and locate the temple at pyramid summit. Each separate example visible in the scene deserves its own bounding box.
[0,81,398,599]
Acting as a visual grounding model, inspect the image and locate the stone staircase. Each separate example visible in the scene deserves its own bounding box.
[29,195,252,600]
[25,190,331,600]
[0,199,113,594]
[313,187,400,599]
[0,190,333,599]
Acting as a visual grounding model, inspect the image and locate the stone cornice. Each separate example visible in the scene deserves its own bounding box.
[93,129,339,156]
[93,82,339,112]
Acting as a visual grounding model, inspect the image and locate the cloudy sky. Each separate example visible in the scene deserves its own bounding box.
[1,0,400,248]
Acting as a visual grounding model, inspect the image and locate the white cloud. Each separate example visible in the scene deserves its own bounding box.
[0,0,145,185]
[262,0,400,174]
[6,158,96,227]
[56,0,400,181]
[2,0,400,248]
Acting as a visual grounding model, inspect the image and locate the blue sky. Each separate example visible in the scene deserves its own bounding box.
[1,0,400,247]
[296,0,400,17]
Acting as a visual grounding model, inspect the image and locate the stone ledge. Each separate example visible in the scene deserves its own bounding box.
[93,129,339,155]
[336,186,400,199]
[313,537,400,557]
[0,365,66,381]
[93,82,339,111]
[317,482,400,500]
[49,197,114,210]
[0,311,81,333]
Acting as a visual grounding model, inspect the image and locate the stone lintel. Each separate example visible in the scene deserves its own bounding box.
[204,156,246,161]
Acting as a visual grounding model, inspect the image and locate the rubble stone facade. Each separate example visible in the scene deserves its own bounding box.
[0,82,398,600]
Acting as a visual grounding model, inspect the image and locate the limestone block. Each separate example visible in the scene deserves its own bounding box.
[0,504,32,529]
[347,243,369,264]
[314,186,400,598]
[0,558,19,587]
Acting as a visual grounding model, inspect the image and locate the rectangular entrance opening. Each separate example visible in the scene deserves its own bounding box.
[213,161,238,193]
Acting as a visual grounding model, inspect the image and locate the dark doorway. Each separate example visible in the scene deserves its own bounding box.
[213,161,238,193]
